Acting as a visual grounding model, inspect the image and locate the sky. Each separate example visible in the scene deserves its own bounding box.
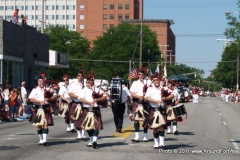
[144,0,239,78]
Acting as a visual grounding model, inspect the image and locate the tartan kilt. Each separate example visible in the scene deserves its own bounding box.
[29,105,54,126]
[75,107,103,130]
[65,102,77,123]
[142,107,166,129]
[129,101,149,121]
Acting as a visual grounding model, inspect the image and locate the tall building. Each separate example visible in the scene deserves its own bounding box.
[0,0,143,40]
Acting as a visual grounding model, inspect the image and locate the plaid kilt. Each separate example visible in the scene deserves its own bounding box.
[65,102,77,123]
[129,101,149,121]
[142,107,166,129]
[75,107,103,130]
[29,105,54,126]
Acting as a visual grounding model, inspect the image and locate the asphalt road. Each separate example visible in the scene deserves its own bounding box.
[0,96,240,160]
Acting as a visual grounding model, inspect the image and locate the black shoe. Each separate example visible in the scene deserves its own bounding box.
[131,139,140,143]
[153,146,159,149]
[71,129,76,133]
[38,143,43,145]
[159,145,165,150]
[173,131,178,135]
[43,142,49,147]
[92,141,98,149]
[82,137,89,141]
[142,139,148,142]
[76,138,82,141]
[117,128,121,133]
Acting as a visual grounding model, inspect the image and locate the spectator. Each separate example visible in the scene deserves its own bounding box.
[12,8,19,23]
[2,84,11,114]
[21,81,28,116]
[21,14,28,24]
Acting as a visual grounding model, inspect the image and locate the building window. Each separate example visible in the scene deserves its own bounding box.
[46,15,54,20]
[67,15,75,19]
[35,15,42,20]
[67,24,75,29]
[46,5,54,10]
[6,6,14,10]
[125,14,129,19]
[26,6,34,10]
[15,6,24,10]
[36,6,42,10]
[0,15,3,19]
[118,14,123,20]
[118,4,123,10]
[110,24,114,28]
[110,4,114,9]
[0,6,3,10]
[103,14,107,19]
[67,5,75,10]
[103,4,107,10]
[103,24,108,30]
[56,15,65,20]
[27,15,34,20]
[110,14,114,19]
[80,5,84,10]
[80,15,84,20]
[80,24,84,29]
[125,4,129,9]
[57,5,65,10]
[5,15,11,20]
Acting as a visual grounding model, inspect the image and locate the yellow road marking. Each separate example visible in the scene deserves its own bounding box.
[112,125,134,137]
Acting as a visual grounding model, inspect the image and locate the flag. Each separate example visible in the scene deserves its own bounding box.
[128,66,138,80]
[155,64,160,74]
[147,62,152,78]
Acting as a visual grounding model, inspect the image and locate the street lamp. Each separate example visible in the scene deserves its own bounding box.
[217,38,239,90]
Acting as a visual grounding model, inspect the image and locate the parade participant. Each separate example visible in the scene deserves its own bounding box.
[129,68,151,142]
[68,70,86,140]
[192,86,199,103]
[143,73,174,149]
[58,74,72,132]
[29,76,56,146]
[44,82,58,116]
[77,75,107,149]
[21,82,28,116]
[225,88,229,103]
[111,75,131,133]
[166,81,180,135]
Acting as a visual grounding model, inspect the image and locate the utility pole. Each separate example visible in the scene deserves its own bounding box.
[41,0,45,33]
[139,22,142,70]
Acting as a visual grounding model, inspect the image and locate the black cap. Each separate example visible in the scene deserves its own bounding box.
[78,70,85,75]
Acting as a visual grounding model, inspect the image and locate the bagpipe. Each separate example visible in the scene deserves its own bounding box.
[92,90,107,107]
[161,87,173,106]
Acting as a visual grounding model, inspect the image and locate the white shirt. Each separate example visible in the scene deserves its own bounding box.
[79,87,106,108]
[29,87,45,101]
[145,86,162,108]
[173,88,180,102]
[58,84,70,98]
[68,81,85,102]
[21,86,27,98]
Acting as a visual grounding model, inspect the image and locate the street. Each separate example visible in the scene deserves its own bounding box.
[0,96,240,160]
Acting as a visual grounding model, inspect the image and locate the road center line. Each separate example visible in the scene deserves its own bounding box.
[231,139,240,149]
[219,113,221,116]
[222,121,227,125]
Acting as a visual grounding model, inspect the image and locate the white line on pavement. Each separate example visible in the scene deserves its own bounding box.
[222,121,227,125]
[231,139,240,149]
[219,113,221,116]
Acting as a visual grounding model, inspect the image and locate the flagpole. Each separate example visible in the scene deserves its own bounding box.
[129,60,132,86]
[139,22,143,70]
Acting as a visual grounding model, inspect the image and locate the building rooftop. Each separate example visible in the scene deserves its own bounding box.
[119,19,175,25]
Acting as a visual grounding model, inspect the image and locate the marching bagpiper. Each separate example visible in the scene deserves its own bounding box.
[143,73,174,149]
[58,74,72,132]
[129,68,151,142]
[76,75,107,149]
[68,70,87,140]
[29,76,57,146]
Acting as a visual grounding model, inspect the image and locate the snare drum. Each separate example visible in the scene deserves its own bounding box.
[173,104,186,117]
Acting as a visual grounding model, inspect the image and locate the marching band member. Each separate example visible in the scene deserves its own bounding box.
[68,70,87,140]
[58,74,71,132]
[29,76,57,146]
[143,73,174,149]
[192,86,199,103]
[225,88,229,103]
[129,68,151,142]
[77,75,107,149]
[111,75,131,133]
[166,81,180,135]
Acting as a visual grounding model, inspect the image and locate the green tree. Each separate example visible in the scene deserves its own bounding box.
[211,44,237,88]
[44,25,91,80]
[83,23,161,80]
